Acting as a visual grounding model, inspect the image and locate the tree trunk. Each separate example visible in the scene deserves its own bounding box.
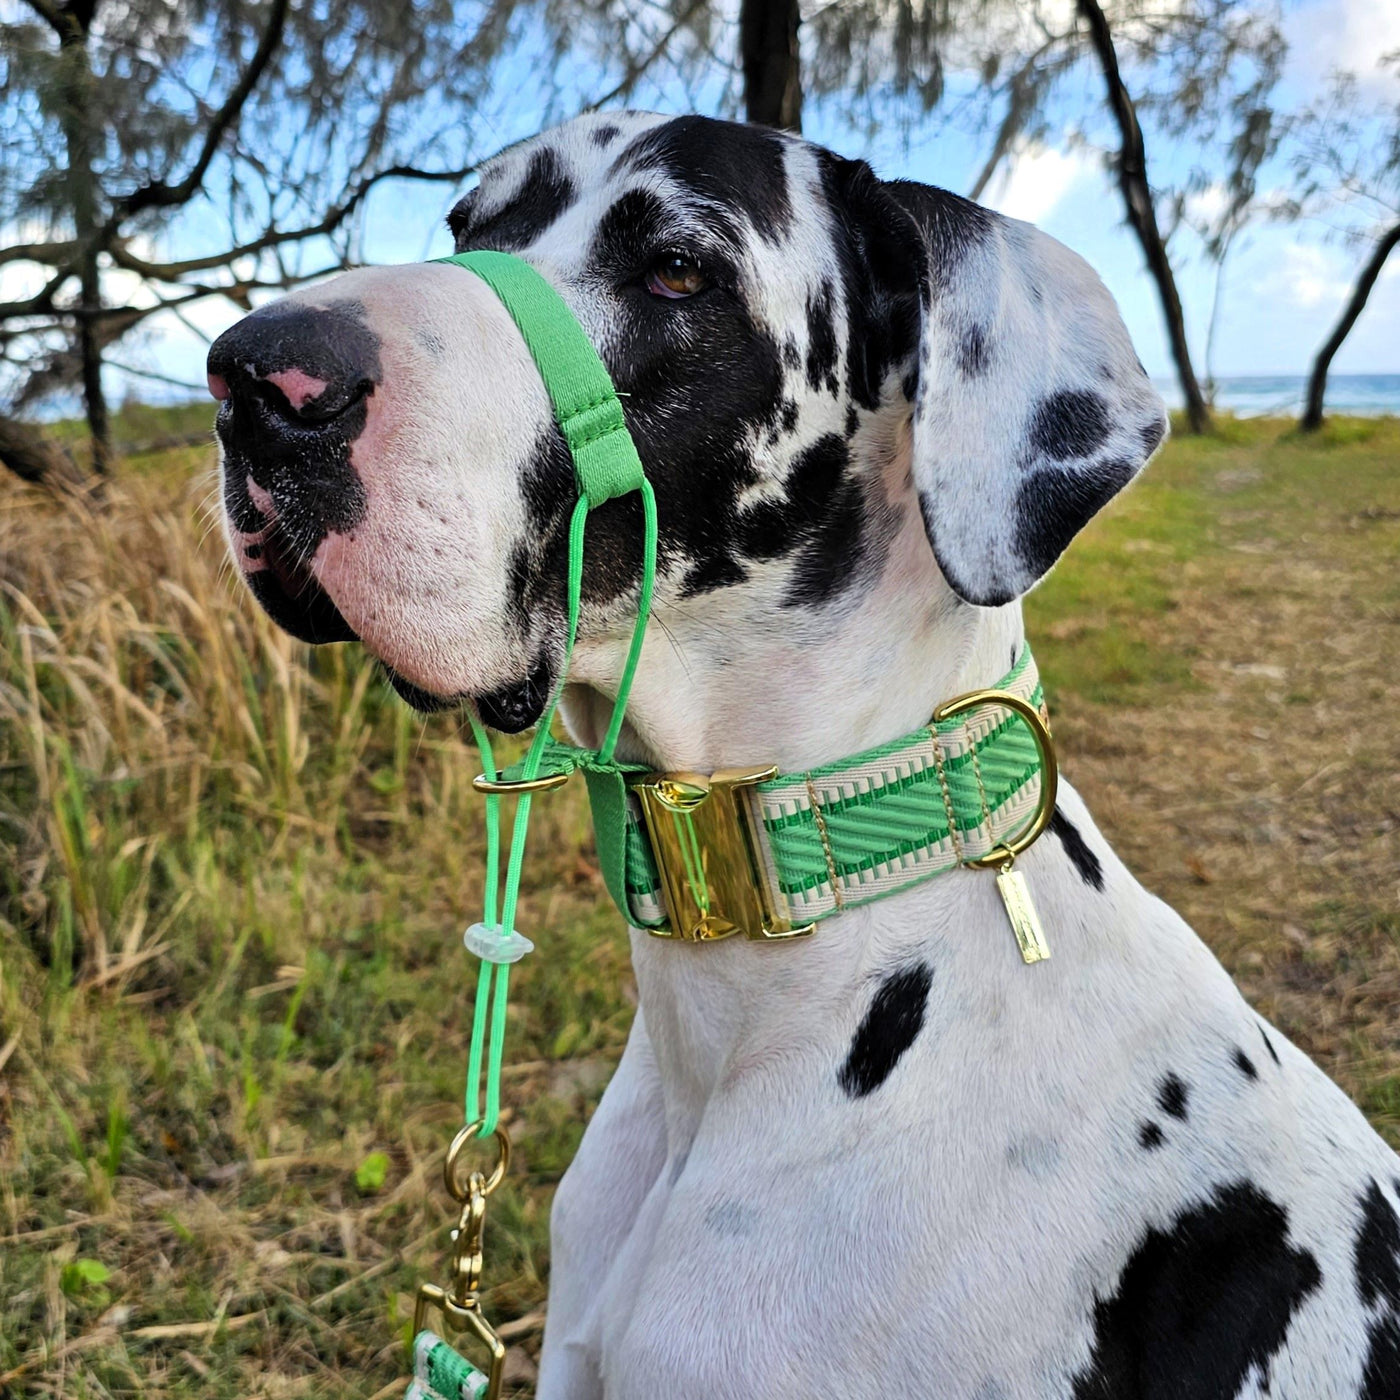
[56,2,111,474]
[741,0,803,132]
[1300,220,1400,432]
[0,414,79,487]
[1076,0,1211,434]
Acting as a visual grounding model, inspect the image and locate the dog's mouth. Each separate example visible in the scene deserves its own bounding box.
[376,654,552,732]
[242,522,360,646]
[225,456,556,731]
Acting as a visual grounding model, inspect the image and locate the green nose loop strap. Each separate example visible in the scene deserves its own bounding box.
[440,251,646,506]
[433,250,658,1139]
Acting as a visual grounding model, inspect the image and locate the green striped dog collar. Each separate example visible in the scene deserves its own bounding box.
[484,644,1058,958]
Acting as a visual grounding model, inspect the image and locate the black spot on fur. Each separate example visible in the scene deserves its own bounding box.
[1361,1315,1400,1400]
[883,178,993,295]
[680,552,748,597]
[783,336,801,371]
[839,963,933,1099]
[845,404,859,438]
[732,433,874,609]
[1139,1122,1164,1150]
[245,563,357,646]
[784,438,870,608]
[1072,1182,1322,1400]
[781,399,799,433]
[1013,458,1136,583]
[591,123,620,147]
[818,156,924,411]
[1233,1047,1259,1081]
[621,116,792,245]
[1029,389,1112,461]
[805,281,839,394]
[1355,1180,1400,1310]
[1049,808,1104,892]
[958,323,990,377]
[1139,416,1166,456]
[466,146,576,250]
[1259,1024,1281,1067]
[1158,1074,1189,1121]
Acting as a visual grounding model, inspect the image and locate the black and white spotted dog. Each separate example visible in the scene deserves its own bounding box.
[208,114,1400,1399]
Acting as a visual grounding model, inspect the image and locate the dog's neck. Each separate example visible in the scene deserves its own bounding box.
[561,498,1025,775]
[556,467,1050,1149]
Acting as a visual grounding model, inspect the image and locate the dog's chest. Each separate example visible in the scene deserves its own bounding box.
[588,802,1398,1399]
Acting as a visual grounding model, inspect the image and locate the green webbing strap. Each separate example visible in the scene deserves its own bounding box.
[444,251,645,506]
[435,251,657,1138]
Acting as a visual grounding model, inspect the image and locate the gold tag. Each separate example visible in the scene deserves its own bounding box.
[996,862,1050,964]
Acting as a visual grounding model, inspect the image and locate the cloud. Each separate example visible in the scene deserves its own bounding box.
[1253,240,1352,309]
[983,143,1097,224]
[1286,0,1400,90]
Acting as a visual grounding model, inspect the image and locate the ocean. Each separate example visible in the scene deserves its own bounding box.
[1154,373,1400,418]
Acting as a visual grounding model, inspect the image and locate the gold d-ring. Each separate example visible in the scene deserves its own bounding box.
[444,1121,511,1201]
[472,771,570,794]
[930,688,1058,870]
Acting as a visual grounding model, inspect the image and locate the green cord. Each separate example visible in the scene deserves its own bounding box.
[464,490,656,1137]
[435,249,658,1141]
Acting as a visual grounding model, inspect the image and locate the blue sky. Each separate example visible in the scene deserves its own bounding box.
[102,0,1400,400]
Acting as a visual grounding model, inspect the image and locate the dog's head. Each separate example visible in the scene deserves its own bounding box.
[210,113,1166,733]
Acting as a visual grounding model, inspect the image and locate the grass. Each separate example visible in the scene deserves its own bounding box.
[1,411,1398,1397]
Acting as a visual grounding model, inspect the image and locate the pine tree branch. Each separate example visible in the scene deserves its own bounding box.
[0,240,80,269]
[110,0,290,221]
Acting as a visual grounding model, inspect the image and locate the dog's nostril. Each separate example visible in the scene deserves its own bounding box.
[275,375,373,425]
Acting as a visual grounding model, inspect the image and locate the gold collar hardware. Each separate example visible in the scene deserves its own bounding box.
[632,765,817,943]
[931,687,1058,964]
[413,1123,511,1400]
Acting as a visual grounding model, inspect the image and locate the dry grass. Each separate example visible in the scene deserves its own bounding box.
[0,412,1397,1397]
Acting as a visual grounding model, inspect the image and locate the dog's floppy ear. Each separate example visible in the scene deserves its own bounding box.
[871,175,1169,607]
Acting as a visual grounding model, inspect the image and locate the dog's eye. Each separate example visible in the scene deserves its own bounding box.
[645,253,707,299]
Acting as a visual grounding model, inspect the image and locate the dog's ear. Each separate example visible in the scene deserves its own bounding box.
[829,160,1169,607]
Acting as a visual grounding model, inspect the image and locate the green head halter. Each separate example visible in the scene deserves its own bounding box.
[434,251,658,1139]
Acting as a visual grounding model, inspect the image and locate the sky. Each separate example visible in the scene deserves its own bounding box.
[58,0,1400,405]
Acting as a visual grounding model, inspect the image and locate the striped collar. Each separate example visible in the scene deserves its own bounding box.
[494,646,1054,953]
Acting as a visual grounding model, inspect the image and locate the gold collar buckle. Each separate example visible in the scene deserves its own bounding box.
[632,766,816,943]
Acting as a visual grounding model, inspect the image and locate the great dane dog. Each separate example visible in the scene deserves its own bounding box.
[207,113,1400,1399]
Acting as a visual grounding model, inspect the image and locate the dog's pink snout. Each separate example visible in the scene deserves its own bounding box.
[208,372,230,402]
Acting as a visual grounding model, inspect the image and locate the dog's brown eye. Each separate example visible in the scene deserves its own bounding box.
[646,254,707,299]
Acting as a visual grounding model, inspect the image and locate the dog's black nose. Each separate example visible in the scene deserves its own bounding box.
[207,300,383,429]
[211,298,381,575]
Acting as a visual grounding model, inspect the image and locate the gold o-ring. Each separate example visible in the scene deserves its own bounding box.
[929,688,1058,871]
[444,1121,511,1201]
